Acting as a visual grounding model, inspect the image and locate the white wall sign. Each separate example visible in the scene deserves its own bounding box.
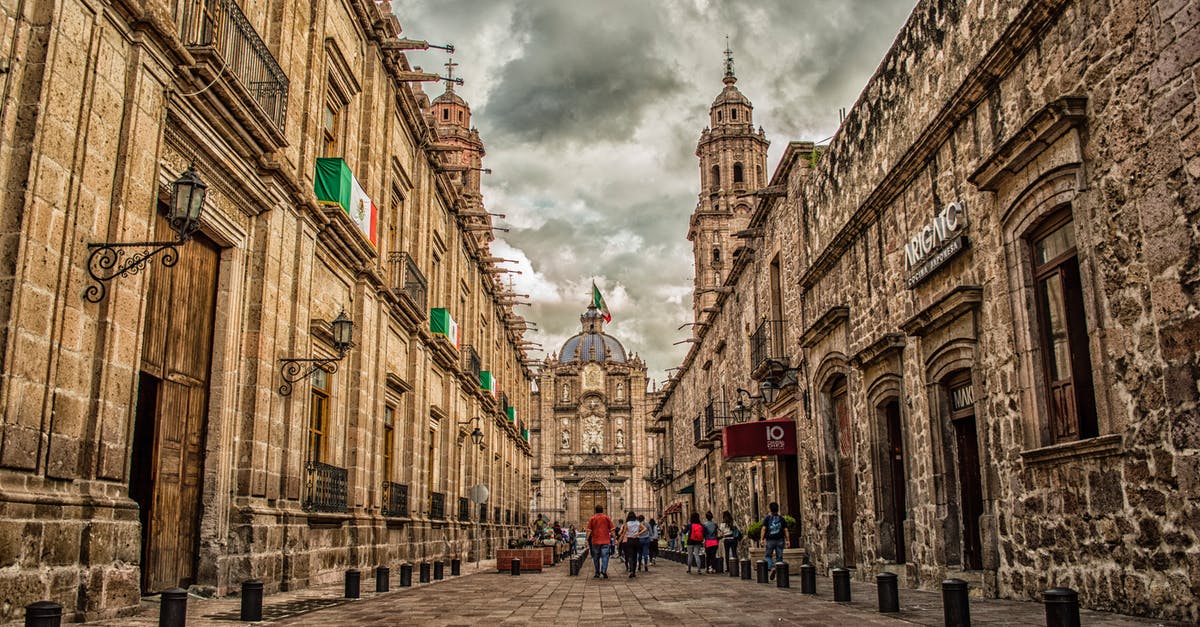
[904,201,969,289]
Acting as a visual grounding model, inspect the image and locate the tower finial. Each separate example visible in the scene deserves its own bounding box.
[723,36,736,85]
[444,57,459,91]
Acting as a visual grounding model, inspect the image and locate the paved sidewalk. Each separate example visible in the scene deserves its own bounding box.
[88,556,1189,626]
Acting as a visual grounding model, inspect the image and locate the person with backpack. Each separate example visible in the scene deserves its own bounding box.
[685,512,705,574]
[701,511,720,573]
[667,522,680,551]
[647,517,660,565]
[759,501,790,580]
[720,510,742,568]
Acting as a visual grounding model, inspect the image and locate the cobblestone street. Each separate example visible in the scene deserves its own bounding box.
[93,556,1190,626]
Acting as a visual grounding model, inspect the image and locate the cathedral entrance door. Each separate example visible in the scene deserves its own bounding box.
[578,482,607,524]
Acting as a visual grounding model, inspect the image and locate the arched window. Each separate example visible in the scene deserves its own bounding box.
[731,108,738,120]
[711,165,720,190]
[733,163,744,183]
[442,108,449,121]
[717,111,723,122]
[457,111,464,122]
[712,247,722,263]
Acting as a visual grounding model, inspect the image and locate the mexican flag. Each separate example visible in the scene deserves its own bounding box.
[430,308,459,348]
[591,281,611,323]
[314,157,378,246]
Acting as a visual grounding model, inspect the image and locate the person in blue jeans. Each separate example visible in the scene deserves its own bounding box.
[759,501,790,579]
[586,505,615,578]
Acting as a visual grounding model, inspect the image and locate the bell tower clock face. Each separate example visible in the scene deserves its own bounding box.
[582,364,603,391]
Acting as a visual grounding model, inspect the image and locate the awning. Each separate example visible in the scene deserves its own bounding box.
[662,502,682,516]
[676,484,695,495]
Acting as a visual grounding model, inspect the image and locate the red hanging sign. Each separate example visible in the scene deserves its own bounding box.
[722,419,796,460]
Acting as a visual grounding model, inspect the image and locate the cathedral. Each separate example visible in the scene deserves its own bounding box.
[529,305,659,526]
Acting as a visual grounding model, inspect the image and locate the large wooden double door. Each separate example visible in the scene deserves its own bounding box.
[578,482,608,524]
[130,218,220,593]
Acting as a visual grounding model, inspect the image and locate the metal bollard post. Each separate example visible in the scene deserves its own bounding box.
[942,578,971,627]
[511,558,521,576]
[776,562,790,588]
[740,559,752,580]
[569,556,579,576]
[433,561,444,580]
[833,568,852,602]
[729,557,739,578]
[419,562,431,583]
[344,570,361,599]
[240,580,264,621]
[159,588,188,627]
[877,572,899,612]
[713,556,723,574]
[451,558,461,576]
[24,601,62,627]
[399,563,413,587]
[800,563,817,594]
[1044,588,1080,627]
[755,560,769,584]
[375,566,390,592]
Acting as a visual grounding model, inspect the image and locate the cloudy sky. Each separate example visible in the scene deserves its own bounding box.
[392,0,918,386]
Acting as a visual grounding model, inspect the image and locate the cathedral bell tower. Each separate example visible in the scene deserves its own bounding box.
[688,43,769,319]
[431,59,492,248]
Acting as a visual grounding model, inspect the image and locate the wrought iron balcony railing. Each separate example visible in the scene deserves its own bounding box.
[498,391,510,415]
[751,319,786,374]
[388,251,428,316]
[381,481,409,517]
[461,345,481,380]
[458,496,470,521]
[430,491,446,520]
[178,0,289,131]
[303,462,347,513]
[704,400,730,436]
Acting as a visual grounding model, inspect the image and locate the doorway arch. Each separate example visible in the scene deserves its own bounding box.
[578,481,608,523]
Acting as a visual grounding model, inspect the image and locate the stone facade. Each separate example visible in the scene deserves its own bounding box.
[529,306,658,528]
[653,0,1199,622]
[0,0,534,622]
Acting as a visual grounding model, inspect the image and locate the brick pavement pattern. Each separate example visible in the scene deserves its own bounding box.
[90,558,1190,626]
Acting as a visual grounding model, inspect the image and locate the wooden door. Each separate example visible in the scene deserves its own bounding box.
[132,218,219,593]
[884,400,907,563]
[954,415,984,570]
[832,378,857,565]
[578,482,607,523]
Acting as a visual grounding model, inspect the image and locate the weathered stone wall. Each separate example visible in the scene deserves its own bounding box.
[655,0,1198,621]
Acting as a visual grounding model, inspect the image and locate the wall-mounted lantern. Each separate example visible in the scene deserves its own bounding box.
[277,309,354,395]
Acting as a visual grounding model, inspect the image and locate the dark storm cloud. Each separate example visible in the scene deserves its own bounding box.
[483,1,687,144]
[389,0,916,380]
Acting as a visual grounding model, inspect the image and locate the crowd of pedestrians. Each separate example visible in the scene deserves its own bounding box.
[578,501,793,581]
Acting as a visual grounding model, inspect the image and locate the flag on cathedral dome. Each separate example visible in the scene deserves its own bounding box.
[313,157,378,246]
[592,282,611,323]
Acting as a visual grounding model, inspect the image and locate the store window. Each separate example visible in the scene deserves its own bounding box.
[1029,212,1097,443]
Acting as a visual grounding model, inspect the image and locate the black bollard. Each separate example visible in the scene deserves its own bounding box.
[433,561,444,580]
[399,563,413,587]
[451,559,461,576]
[419,562,431,583]
[740,559,752,580]
[729,557,739,578]
[375,566,390,592]
[1044,588,1081,627]
[713,556,724,574]
[833,568,852,602]
[569,556,579,576]
[25,601,62,627]
[877,572,899,612]
[344,569,361,599]
[240,580,264,621]
[159,588,188,627]
[776,562,790,588]
[511,558,521,576]
[755,560,769,584]
[942,578,971,627]
[800,563,817,594]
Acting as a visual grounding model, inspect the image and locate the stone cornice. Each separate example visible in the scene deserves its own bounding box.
[968,96,1087,191]
[799,305,849,349]
[850,333,906,369]
[900,285,983,337]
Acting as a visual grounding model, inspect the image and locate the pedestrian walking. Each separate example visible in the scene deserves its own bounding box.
[702,511,720,573]
[586,505,615,579]
[637,515,651,572]
[618,511,644,578]
[759,502,790,580]
[685,512,705,574]
[568,525,577,556]
[647,518,660,565]
[667,522,680,551]
[720,511,742,568]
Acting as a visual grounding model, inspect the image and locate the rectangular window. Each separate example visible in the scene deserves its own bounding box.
[1030,214,1097,443]
[309,369,330,463]
[383,405,395,483]
[323,103,340,157]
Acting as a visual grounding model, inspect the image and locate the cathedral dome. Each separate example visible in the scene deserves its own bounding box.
[558,305,627,364]
[433,90,467,107]
[711,84,751,108]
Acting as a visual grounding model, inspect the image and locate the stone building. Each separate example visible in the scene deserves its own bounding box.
[0,0,533,622]
[529,305,658,527]
[653,0,1199,622]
